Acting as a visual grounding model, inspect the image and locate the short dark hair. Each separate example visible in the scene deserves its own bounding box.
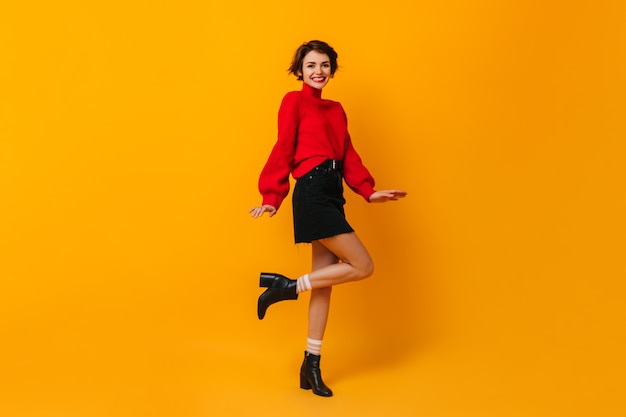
[288,40,339,81]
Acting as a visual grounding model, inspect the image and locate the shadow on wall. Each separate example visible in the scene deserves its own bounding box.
[327,199,438,380]
[326,89,441,380]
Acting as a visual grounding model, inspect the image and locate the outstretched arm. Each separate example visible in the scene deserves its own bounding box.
[368,190,407,203]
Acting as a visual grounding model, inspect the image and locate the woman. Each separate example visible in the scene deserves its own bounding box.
[249,40,406,397]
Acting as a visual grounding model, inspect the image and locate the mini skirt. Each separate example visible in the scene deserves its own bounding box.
[292,159,354,243]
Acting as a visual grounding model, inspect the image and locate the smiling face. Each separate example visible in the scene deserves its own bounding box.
[297,50,333,90]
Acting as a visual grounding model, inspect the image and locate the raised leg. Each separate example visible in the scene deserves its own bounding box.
[257,233,373,320]
[307,232,374,288]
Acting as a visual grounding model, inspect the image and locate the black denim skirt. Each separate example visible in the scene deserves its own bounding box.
[292,159,354,243]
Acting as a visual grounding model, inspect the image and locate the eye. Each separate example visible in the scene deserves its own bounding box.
[323,63,330,68]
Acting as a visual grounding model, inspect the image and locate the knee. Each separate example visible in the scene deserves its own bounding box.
[355,258,374,280]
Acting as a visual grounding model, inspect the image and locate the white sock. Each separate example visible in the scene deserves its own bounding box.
[306,338,323,356]
[296,274,312,293]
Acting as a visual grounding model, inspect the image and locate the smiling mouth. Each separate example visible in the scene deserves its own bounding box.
[312,77,326,83]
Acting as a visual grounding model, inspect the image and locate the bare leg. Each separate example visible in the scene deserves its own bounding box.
[257,233,373,322]
[300,232,372,397]
[308,241,338,340]
[307,232,374,289]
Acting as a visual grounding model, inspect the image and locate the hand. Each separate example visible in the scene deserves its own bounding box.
[249,204,277,218]
[368,190,407,203]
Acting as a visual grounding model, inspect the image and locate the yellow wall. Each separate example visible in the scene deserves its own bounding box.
[1,1,624,416]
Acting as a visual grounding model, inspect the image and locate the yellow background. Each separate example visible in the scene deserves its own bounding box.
[1,1,625,416]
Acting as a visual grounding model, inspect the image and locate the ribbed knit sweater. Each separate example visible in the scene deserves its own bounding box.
[258,83,376,210]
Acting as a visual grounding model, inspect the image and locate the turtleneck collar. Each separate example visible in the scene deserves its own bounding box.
[301,82,323,99]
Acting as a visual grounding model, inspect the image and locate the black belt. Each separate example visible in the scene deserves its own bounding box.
[317,159,343,171]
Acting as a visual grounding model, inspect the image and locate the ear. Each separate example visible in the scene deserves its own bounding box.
[296,70,302,77]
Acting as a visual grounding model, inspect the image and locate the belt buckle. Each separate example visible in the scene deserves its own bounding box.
[332,160,337,170]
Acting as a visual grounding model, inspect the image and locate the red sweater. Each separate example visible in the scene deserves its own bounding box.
[259,83,376,210]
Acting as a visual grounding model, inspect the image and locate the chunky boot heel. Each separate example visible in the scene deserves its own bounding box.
[260,272,283,287]
[299,373,311,390]
[257,273,298,320]
[300,351,333,397]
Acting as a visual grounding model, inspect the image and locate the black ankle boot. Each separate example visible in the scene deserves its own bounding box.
[300,351,333,397]
[257,272,298,320]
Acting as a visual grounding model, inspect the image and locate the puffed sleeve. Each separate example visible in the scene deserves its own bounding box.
[343,129,377,202]
[258,92,299,210]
